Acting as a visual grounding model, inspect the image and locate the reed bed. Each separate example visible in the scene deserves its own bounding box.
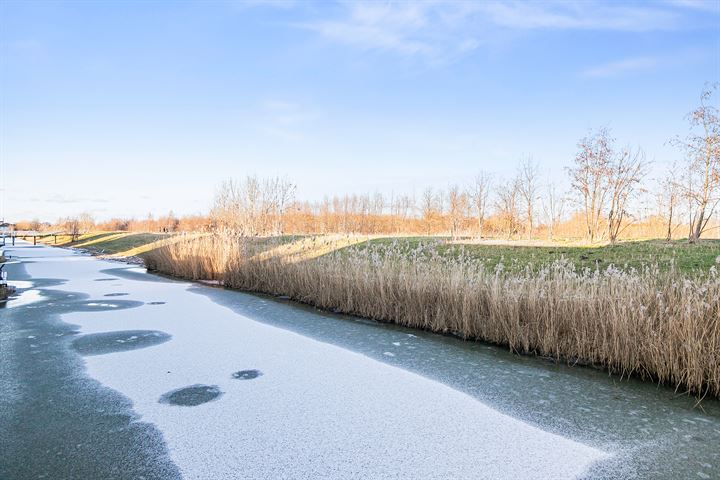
[143,234,720,398]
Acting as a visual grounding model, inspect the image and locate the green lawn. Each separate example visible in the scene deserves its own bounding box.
[41,231,720,274]
[351,237,720,274]
[41,232,169,255]
[35,232,117,246]
[80,233,169,254]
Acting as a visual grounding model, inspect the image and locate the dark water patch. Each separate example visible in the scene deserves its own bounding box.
[18,278,67,289]
[0,273,140,316]
[159,385,222,406]
[0,260,181,479]
[148,301,166,305]
[72,330,171,356]
[75,299,144,312]
[94,278,118,282]
[232,369,262,380]
[6,296,142,315]
[101,267,178,283]
[104,292,129,297]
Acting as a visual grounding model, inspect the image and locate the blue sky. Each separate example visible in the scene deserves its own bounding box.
[1,0,719,222]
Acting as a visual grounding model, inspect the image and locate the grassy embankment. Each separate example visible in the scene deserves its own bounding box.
[44,231,720,273]
[357,237,720,274]
[142,234,720,398]
[39,232,179,257]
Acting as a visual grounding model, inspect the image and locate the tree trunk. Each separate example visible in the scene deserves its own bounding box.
[689,204,706,243]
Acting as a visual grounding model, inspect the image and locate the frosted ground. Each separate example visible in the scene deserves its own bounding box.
[1,242,719,479]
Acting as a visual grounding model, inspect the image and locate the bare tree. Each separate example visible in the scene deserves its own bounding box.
[659,162,681,241]
[495,177,521,239]
[391,194,415,233]
[62,217,81,241]
[159,211,180,233]
[211,179,242,232]
[468,172,491,239]
[517,157,540,239]
[421,187,437,235]
[211,175,296,236]
[567,128,614,243]
[267,176,296,235]
[672,84,720,243]
[28,218,42,232]
[371,192,384,216]
[542,182,566,240]
[77,212,95,234]
[447,185,469,240]
[606,147,648,244]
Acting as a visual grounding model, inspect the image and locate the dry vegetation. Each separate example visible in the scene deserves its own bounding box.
[144,234,720,398]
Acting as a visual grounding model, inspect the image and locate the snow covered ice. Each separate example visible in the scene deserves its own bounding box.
[7,243,609,479]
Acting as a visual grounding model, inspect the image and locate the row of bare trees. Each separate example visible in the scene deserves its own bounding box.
[563,85,719,244]
[36,86,719,243]
[567,129,648,244]
[205,85,717,243]
[211,176,296,236]
[27,212,210,236]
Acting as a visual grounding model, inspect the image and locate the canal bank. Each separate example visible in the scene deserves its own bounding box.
[1,242,719,479]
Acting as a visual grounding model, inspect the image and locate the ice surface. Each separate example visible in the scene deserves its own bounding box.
[4,280,43,308]
[8,242,610,479]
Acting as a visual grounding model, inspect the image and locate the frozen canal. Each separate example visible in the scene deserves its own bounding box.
[1,243,719,479]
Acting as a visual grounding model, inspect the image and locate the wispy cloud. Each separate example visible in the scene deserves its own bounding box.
[297,3,448,57]
[580,48,708,78]
[38,194,110,204]
[580,56,660,78]
[479,2,680,31]
[289,1,710,63]
[666,0,720,13]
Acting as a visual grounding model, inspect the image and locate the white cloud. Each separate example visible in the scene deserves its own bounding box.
[40,194,110,204]
[479,2,680,31]
[579,48,709,78]
[666,0,720,13]
[580,57,660,78]
[303,19,434,56]
[291,1,704,62]
[297,2,450,58]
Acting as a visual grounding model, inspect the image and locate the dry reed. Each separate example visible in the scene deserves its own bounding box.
[143,234,720,398]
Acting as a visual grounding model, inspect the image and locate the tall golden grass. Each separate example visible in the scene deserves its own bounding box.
[143,234,720,398]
